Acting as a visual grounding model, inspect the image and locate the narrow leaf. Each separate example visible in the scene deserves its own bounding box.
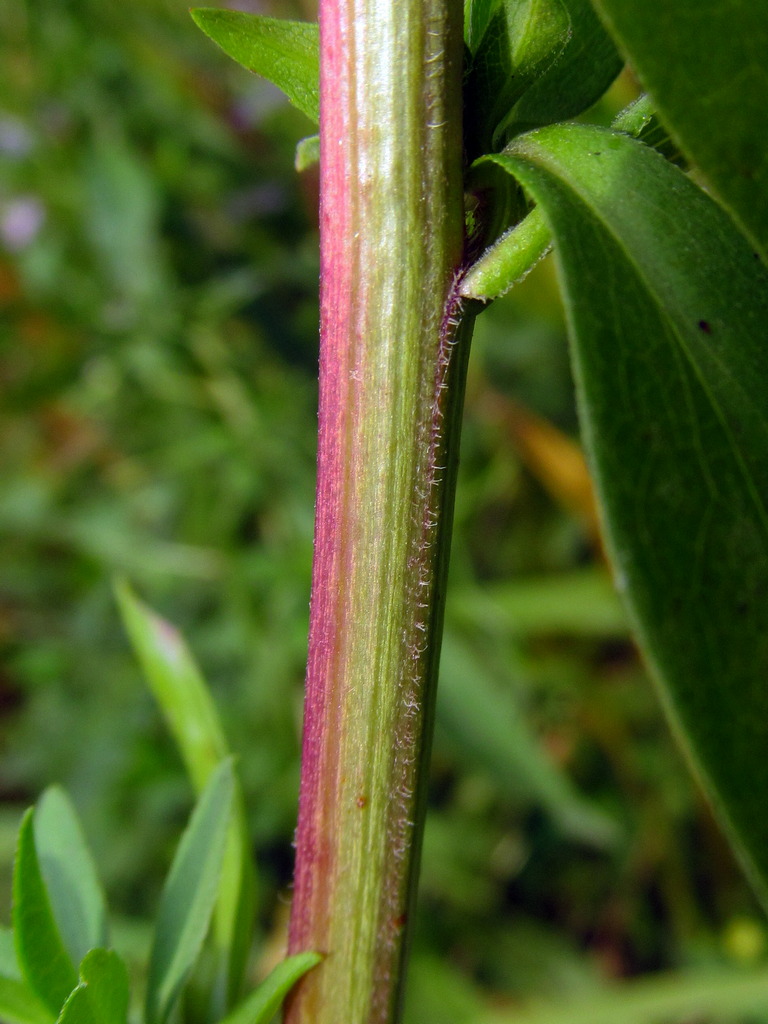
[592,0,768,260]
[216,953,322,1024]
[460,204,550,299]
[0,977,54,1024]
[612,94,686,169]
[13,810,79,1014]
[485,123,768,903]
[34,789,108,969]
[145,758,236,1024]
[610,93,655,136]
[115,580,230,793]
[190,9,319,123]
[56,950,129,1024]
[116,580,256,1007]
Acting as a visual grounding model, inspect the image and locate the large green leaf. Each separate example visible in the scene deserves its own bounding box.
[145,758,235,1024]
[56,951,129,1024]
[116,580,255,1008]
[34,789,108,970]
[215,953,322,1024]
[190,9,318,124]
[591,0,768,261]
[481,124,768,902]
[13,811,78,1014]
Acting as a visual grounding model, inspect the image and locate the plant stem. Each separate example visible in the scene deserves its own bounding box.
[285,0,470,1021]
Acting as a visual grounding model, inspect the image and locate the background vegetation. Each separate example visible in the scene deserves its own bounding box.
[1,0,767,1020]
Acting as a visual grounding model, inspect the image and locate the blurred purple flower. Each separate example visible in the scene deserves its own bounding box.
[225,0,269,12]
[228,181,289,219]
[1,196,46,250]
[230,82,287,131]
[0,116,34,158]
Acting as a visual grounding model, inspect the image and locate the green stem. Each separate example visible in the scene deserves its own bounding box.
[285,0,470,1020]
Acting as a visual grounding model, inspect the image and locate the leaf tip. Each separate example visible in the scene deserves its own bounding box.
[189,7,213,31]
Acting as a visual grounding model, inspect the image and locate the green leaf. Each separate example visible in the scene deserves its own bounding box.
[115,580,230,794]
[460,204,551,300]
[13,810,79,1014]
[612,94,687,169]
[0,926,19,979]
[190,9,319,124]
[294,135,319,173]
[115,580,256,1008]
[591,0,768,261]
[464,0,501,53]
[464,0,570,155]
[461,95,679,302]
[0,977,54,1024]
[484,123,768,904]
[464,0,622,155]
[55,987,93,1024]
[460,94,696,303]
[76,950,128,1024]
[145,758,236,1024]
[508,0,622,133]
[56,951,129,1024]
[215,953,322,1024]
[34,789,108,969]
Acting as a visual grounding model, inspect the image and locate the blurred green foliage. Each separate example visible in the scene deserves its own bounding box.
[1,0,766,1020]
